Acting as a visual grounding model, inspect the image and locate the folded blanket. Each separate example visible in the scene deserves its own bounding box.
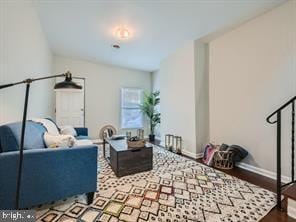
[202,144,219,166]
[227,145,248,162]
[44,133,76,148]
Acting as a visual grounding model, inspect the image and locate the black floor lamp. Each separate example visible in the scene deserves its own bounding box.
[0,71,82,209]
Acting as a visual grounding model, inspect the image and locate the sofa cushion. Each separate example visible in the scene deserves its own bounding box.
[76,135,90,140]
[74,139,93,146]
[0,125,18,153]
[0,121,47,152]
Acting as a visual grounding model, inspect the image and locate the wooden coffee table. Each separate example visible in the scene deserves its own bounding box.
[103,138,153,177]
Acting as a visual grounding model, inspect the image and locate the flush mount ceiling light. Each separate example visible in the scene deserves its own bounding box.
[116,27,130,39]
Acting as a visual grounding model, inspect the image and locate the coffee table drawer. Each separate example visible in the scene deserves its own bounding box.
[118,147,151,160]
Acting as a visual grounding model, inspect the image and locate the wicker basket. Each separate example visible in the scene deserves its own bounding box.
[213,151,234,170]
[127,140,146,148]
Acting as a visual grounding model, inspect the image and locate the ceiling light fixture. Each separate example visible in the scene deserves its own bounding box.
[116,27,130,39]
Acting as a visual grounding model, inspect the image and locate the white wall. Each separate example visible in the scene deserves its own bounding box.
[209,1,296,176]
[194,41,209,154]
[154,40,209,157]
[53,56,151,138]
[157,41,198,155]
[0,1,53,124]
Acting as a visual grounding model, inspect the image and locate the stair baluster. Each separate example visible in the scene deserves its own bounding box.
[277,111,282,208]
[292,101,295,182]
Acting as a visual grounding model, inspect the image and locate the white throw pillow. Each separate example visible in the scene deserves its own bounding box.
[44,132,76,148]
[60,125,77,137]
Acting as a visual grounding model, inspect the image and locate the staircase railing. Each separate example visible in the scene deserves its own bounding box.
[267,96,296,209]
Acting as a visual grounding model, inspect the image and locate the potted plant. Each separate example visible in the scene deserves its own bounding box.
[140,91,161,141]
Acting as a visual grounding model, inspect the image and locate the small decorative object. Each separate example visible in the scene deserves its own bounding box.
[165,134,170,149]
[173,136,182,154]
[140,91,160,142]
[165,134,174,151]
[213,151,234,170]
[99,125,117,140]
[126,131,132,140]
[137,129,144,140]
[127,136,146,148]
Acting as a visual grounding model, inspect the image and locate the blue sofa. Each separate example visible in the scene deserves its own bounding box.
[0,121,98,209]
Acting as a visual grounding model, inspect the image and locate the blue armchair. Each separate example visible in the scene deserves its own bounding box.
[0,121,97,210]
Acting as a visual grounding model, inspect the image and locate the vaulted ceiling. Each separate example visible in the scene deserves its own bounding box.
[35,0,286,72]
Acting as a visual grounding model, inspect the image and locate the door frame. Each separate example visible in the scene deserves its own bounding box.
[73,77,86,127]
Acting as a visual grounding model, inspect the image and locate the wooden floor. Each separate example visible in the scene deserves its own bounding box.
[149,140,295,222]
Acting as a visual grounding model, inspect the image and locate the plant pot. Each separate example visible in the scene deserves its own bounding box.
[149,134,155,142]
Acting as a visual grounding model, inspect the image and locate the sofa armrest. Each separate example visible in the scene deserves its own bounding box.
[0,145,97,209]
[75,127,88,136]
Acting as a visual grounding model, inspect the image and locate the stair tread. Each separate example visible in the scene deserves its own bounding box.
[283,184,296,200]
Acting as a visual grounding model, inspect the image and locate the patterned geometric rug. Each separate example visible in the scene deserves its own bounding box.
[36,144,276,222]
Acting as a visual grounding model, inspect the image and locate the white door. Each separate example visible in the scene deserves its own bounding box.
[55,78,85,127]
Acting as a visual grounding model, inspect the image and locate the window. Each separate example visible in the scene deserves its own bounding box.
[121,88,143,129]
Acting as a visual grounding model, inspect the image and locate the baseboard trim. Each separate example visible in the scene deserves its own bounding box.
[157,143,203,159]
[236,162,291,184]
[181,150,203,159]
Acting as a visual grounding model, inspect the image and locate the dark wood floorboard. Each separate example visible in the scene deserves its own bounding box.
[149,140,295,222]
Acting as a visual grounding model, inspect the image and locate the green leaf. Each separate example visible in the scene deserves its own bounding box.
[140,90,161,134]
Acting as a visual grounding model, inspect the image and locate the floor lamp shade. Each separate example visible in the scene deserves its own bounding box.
[54,72,82,91]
